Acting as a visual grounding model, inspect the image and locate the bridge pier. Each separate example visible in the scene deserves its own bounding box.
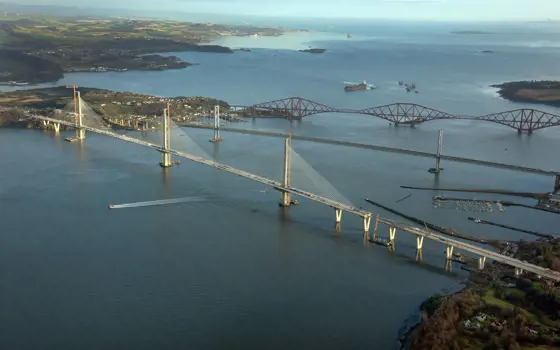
[53,123,60,133]
[515,267,524,277]
[279,137,292,207]
[445,245,454,260]
[363,214,371,238]
[159,106,173,168]
[389,226,396,246]
[415,235,424,262]
[209,105,223,143]
[372,215,379,239]
[478,256,487,270]
[335,208,342,223]
[429,129,444,174]
[554,174,560,193]
[76,92,86,140]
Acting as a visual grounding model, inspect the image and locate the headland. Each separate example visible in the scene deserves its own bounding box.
[491,81,560,107]
[0,13,302,84]
[402,238,560,349]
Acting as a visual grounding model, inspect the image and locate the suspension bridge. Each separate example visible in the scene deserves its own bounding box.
[28,93,560,283]
[229,97,560,133]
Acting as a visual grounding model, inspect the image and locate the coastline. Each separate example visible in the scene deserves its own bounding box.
[399,238,560,350]
[491,81,560,108]
[0,14,301,85]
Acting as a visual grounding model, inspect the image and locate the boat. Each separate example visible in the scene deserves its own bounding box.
[345,80,368,92]
[347,33,352,38]
[108,204,115,209]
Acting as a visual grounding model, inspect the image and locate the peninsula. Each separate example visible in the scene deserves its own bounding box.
[0,86,233,128]
[0,13,302,84]
[403,238,560,349]
[491,81,560,107]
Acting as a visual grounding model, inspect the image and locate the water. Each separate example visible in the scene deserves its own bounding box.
[1,21,560,350]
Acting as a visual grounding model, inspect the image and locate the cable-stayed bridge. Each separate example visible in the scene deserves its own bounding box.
[28,94,560,282]
[32,94,373,233]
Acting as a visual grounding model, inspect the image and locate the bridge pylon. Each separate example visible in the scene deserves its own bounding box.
[279,135,292,207]
[76,92,86,140]
[159,105,173,168]
[209,105,223,143]
[429,129,444,173]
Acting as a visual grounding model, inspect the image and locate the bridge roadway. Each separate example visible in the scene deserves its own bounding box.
[378,218,560,282]
[182,123,558,176]
[34,116,371,219]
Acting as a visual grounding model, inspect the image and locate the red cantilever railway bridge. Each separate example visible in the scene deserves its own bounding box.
[229,97,560,133]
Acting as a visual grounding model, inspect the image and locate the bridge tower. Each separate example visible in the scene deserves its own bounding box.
[428,129,444,174]
[160,105,173,168]
[279,133,292,207]
[210,105,222,143]
[76,91,86,140]
[555,174,560,193]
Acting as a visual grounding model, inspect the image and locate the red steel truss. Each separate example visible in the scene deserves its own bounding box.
[232,97,560,131]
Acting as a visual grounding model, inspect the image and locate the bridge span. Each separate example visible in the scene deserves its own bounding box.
[34,115,373,232]
[377,217,560,282]
[230,97,560,133]
[31,105,560,282]
[184,123,560,182]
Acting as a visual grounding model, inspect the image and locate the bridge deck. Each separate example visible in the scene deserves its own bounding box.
[184,124,558,176]
[36,116,370,218]
[378,218,560,281]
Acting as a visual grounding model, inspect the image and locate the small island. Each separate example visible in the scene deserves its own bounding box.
[491,81,560,107]
[452,30,493,35]
[0,13,301,84]
[0,86,239,128]
[299,48,326,54]
[403,238,560,349]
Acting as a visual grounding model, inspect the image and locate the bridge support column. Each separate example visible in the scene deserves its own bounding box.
[445,245,454,260]
[53,123,60,133]
[160,106,173,168]
[372,215,379,240]
[210,105,222,143]
[389,226,396,245]
[416,236,424,250]
[429,129,444,174]
[478,256,486,270]
[76,91,86,140]
[554,174,560,193]
[515,267,523,277]
[415,235,424,262]
[363,214,371,239]
[279,137,292,207]
[335,208,342,224]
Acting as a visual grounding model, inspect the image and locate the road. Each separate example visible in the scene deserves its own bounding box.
[182,123,559,176]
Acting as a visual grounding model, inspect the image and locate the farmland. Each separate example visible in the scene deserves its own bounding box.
[0,13,296,84]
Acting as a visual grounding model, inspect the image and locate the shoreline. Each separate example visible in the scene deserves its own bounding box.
[491,80,560,108]
[398,237,560,350]
[0,14,303,85]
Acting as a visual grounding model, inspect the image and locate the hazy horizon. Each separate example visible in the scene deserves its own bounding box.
[3,0,560,22]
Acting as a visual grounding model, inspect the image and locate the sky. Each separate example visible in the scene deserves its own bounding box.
[9,0,560,21]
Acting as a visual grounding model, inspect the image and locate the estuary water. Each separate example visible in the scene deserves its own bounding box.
[1,20,559,350]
